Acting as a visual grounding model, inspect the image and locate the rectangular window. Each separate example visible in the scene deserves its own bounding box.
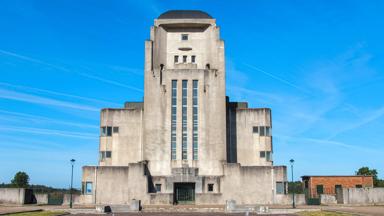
[316,185,324,194]
[191,55,196,63]
[266,151,272,161]
[85,182,92,194]
[182,80,188,160]
[174,55,179,63]
[100,127,106,136]
[208,184,214,192]
[155,184,162,192]
[276,182,285,194]
[181,34,188,41]
[356,185,362,188]
[259,126,265,136]
[171,80,177,160]
[265,126,271,136]
[113,127,119,133]
[183,55,187,63]
[260,151,266,158]
[253,126,259,134]
[193,80,198,160]
[107,126,112,136]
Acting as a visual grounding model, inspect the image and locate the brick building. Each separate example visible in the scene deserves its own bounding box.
[302,175,373,198]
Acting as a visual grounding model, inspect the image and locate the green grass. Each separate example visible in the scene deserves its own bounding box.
[7,211,67,216]
[298,211,354,216]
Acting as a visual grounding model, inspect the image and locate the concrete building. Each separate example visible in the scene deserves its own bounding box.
[81,10,287,205]
[302,175,374,199]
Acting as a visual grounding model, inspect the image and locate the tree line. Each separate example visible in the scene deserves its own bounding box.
[0,171,80,194]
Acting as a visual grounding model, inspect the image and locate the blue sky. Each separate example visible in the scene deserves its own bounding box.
[1,0,384,188]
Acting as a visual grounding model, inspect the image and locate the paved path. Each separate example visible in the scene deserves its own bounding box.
[322,205,384,216]
[0,205,42,215]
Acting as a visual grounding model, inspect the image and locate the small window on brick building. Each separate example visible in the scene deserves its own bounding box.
[183,55,187,63]
[356,184,363,188]
[260,151,266,158]
[113,126,119,133]
[181,34,188,41]
[208,184,214,192]
[191,55,196,63]
[316,185,324,194]
[155,184,162,192]
[174,55,179,63]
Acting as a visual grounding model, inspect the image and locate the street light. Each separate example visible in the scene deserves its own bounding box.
[70,159,75,208]
[290,159,295,208]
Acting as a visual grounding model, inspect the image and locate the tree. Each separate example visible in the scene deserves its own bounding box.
[11,171,29,188]
[356,167,378,187]
[288,181,303,194]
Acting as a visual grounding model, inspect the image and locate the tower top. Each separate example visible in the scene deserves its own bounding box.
[158,10,213,20]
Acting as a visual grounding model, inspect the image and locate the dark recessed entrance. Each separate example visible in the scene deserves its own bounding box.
[173,183,195,205]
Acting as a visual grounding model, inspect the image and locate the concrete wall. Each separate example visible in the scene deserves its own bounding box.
[99,108,143,166]
[220,164,287,205]
[35,193,48,205]
[81,163,149,205]
[62,194,80,205]
[320,194,337,205]
[0,188,25,204]
[342,188,384,204]
[234,108,273,166]
[274,194,306,205]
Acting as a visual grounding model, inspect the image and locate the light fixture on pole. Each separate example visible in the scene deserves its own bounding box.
[70,159,75,209]
[289,159,295,208]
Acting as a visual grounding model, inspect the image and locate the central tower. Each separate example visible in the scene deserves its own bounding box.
[143,10,226,176]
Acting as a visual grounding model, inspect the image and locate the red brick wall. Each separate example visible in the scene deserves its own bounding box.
[308,176,373,198]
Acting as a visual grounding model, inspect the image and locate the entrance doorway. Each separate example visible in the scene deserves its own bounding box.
[173,183,195,205]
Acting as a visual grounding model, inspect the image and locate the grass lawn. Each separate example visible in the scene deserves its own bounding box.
[298,211,354,216]
[7,211,67,216]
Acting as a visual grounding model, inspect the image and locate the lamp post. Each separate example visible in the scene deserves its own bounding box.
[290,159,295,208]
[70,159,75,208]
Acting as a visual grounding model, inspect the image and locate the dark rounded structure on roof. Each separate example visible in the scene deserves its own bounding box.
[158,10,213,19]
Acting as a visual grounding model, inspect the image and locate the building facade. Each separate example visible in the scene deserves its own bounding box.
[81,10,287,205]
[302,175,374,198]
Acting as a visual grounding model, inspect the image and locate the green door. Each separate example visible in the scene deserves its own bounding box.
[174,183,195,204]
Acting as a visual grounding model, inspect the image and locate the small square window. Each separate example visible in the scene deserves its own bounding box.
[155,184,162,192]
[106,151,112,158]
[191,55,196,63]
[181,34,188,40]
[113,127,119,133]
[174,55,179,63]
[260,151,266,158]
[85,182,93,194]
[208,184,214,192]
[183,55,187,63]
[253,126,259,134]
